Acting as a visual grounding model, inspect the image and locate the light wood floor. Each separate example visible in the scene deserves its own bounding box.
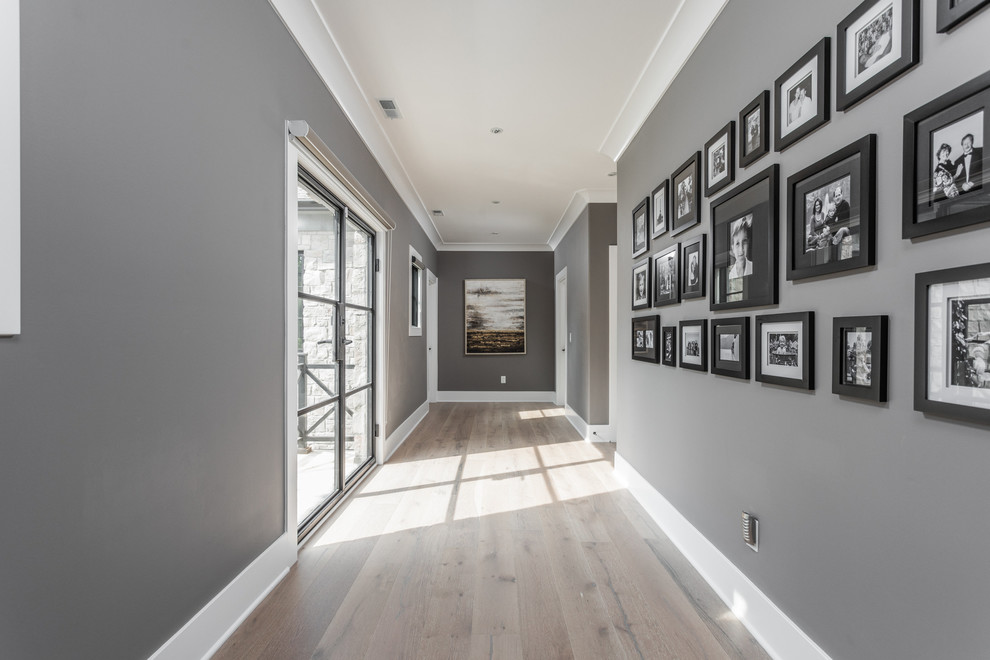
[215,403,769,660]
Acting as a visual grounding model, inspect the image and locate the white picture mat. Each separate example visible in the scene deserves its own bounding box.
[845,0,902,92]
[0,0,20,336]
[761,320,803,378]
[780,58,818,138]
[681,326,702,365]
[927,278,990,409]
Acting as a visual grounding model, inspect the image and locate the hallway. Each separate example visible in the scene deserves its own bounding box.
[216,403,769,659]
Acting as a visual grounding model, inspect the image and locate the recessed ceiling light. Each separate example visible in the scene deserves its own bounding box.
[492,200,501,204]
[491,232,500,235]
[607,171,617,177]
[490,127,504,135]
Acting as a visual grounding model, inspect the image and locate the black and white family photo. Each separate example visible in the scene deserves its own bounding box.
[677,175,694,218]
[768,332,799,367]
[856,4,893,76]
[932,111,984,203]
[787,75,814,129]
[950,297,990,389]
[684,332,701,357]
[844,329,873,387]
[804,175,857,260]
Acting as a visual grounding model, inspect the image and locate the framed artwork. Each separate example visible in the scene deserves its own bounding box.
[661,326,677,366]
[903,70,990,239]
[710,165,779,311]
[915,263,990,424]
[739,91,770,168]
[937,0,990,32]
[651,181,669,239]
[711,316,750,380]
[632,196,650,257]
[671,152,701,235]
[678,319,708,372]
[652,244,680,307]
[704,122,735,197]
[833,315,888,402]
[632,258,651,310]
[464,279,526,355]
[632,315,661,363]
[775,38,830,152]
[786,135,877,280]
[681,234,706,300]
[756,312,814,390]
[837,0,919,111]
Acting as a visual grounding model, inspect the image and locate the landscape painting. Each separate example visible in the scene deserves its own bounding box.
[465,279,526,354]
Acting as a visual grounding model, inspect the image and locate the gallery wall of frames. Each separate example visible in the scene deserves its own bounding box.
[629,0,990,424]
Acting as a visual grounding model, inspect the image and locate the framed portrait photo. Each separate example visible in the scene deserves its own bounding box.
[671,152,701,235]
[787,135,877,281]
[837,0,919,112]
[632,196,650,257]
[756,312,814,390]
[937,0,990,32]
[710,165,779,311]
[915,263,990,424]
[678,319,708,372]
[775,38,830,152]
[704,122,735,197]
[661,325,677,366]
[632,315,661,363]
[739,91,770,168]
[681,234,706,300]
[903,71,990,239]
[632,258,651,311]
[711,316,750,380]
[651,180,669,239]
[833,315,888,402]
[652,244,680,307]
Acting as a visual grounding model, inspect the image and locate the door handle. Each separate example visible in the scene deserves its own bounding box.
[342,338,354,346]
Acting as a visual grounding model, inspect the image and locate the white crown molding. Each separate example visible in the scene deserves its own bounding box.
[599,0,729,162]
[268,0,444,248]
[547,188,617,250]
[436,243,552,252]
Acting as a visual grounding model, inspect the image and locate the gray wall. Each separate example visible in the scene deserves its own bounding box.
[1,1,435,658]
[553,203,617,424]
[437,251,555,392]
[617,1,990,659]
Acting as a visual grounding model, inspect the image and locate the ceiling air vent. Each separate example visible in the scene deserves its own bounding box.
[378,98,402,119]
[431,210,445,217]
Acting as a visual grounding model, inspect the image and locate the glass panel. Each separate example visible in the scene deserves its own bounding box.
[299,300,337,401]
[344,388,372,480]
[345,308,372,392]
[296,402,338,525]
[345,219,372,307]
[298,184,339,301]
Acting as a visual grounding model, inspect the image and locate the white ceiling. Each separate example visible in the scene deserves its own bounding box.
[272,0,727,249]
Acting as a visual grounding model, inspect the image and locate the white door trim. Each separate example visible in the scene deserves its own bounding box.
[427,270,439,403]
[555,268,568,407]
[608,246,618,442]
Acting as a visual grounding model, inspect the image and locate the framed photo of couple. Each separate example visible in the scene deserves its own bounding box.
[775,38,830,152]
[786,135,877,281]
[836,0,919,112]
[672,152,701,235]
[903,70,990,239]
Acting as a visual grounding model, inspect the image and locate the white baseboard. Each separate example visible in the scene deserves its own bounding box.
[563,405,614,443]
[436,390,556,403]
[149,533,295,660]
[613,453,830,660]
[384,400,429,462]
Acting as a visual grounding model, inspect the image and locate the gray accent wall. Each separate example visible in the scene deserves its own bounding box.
[437,251,555,392]
[617,1,990,659]
[2,1,435,658]
[554,203,617,424]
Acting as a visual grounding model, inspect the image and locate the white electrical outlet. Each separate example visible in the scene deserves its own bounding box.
[500,376,506,384]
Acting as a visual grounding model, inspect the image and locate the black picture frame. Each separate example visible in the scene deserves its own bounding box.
[710,165,779,311]
[632,196,650,257]
[661,325,677,366]
[632,258,651,311]
[786,134,877,281]
[833,315,888,402]
[652,244,680,307]
[775,38,830,152]
[739,91,770,168]
[671,152,701,235]
[936,0,990,32]
[903,70,990,239]
[711,316,750,380]
[651,180,669,239]
[681,234,706,300]
[678,319,708,372]
[632,315,661,363]
[756,311,814,390]
[837,0,919,112]
[914,262,990,425]
[704,122,735,197]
